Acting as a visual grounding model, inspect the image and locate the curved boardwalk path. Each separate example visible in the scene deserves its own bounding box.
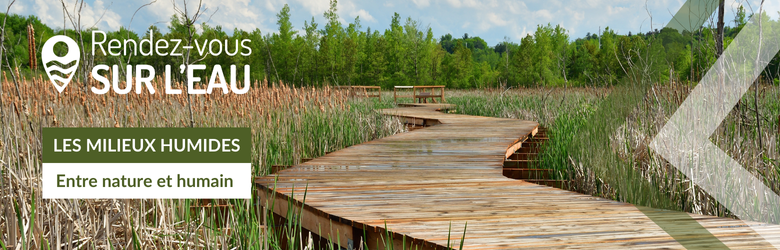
[256,104,778,249]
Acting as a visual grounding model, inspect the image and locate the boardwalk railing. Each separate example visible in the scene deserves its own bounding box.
[394,86,445,103]
[335,86,381,100]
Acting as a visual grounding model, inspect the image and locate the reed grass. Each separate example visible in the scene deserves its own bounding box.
[6,71,774,248]
[449,84,779,218]
[0,75,406,249]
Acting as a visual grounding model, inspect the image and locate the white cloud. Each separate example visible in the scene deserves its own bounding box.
[352,9,376,22]
[583,0,601,8]
[758,0,780,19]
[446,0,461,8]
[263,0,287,12]
[411,0,429,8]
[27,0,122,31]
[478,21,491,31]
[487,12,507,26]
[568,9,585,22]
[606,6,627,16]
[294,0,330,17]
[9,0,24,13]
[514,25,530,40]
[533,9,553,21]
[142,0,271,34]
[11,0,775,46]
[506,1,528,15]
[146,0,176,26]
[461,0,479,8]
[204,0,264,31]
[336,0,376,24]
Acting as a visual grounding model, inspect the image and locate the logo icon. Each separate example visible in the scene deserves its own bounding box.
[42,35,80,93]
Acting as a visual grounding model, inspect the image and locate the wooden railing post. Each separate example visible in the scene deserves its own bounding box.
[413,86,417,103]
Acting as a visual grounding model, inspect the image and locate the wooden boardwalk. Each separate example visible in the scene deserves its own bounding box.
[256,104,779,249]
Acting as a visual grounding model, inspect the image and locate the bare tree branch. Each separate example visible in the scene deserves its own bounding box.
[88,1,113,29]
[130,0,158,27]
[0,0,17,98]
[170,0,215,127]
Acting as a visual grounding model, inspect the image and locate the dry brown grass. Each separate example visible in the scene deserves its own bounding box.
[0,75,405,249]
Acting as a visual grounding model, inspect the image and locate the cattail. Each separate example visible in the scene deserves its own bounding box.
[27,24,37,70]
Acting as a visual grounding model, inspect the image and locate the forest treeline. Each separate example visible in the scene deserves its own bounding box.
[4,0,780,89]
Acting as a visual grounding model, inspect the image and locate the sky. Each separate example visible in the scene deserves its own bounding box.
[9,0,780,46]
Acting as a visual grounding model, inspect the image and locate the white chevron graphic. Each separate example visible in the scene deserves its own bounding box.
[650,9,780,249]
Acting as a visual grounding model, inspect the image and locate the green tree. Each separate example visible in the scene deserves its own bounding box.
[320,0,344,85]
[272,4,297,84]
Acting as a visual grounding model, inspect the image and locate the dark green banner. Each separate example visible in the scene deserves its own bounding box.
[43,128,250,163]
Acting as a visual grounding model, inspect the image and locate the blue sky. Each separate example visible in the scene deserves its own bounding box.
[10,0,779,46]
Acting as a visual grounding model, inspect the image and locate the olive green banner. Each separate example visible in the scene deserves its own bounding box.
[43,128,250,163]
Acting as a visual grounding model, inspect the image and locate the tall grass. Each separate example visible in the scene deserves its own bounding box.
[449,85,779,218]
[5,71,774,248]
[448,88,600,180]
[0,75,405,249]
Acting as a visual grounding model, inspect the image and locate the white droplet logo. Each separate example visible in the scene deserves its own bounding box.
[42,35,80,93]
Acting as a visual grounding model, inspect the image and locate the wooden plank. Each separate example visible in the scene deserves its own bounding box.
[258,188,354,248]
[255,103,780,249]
